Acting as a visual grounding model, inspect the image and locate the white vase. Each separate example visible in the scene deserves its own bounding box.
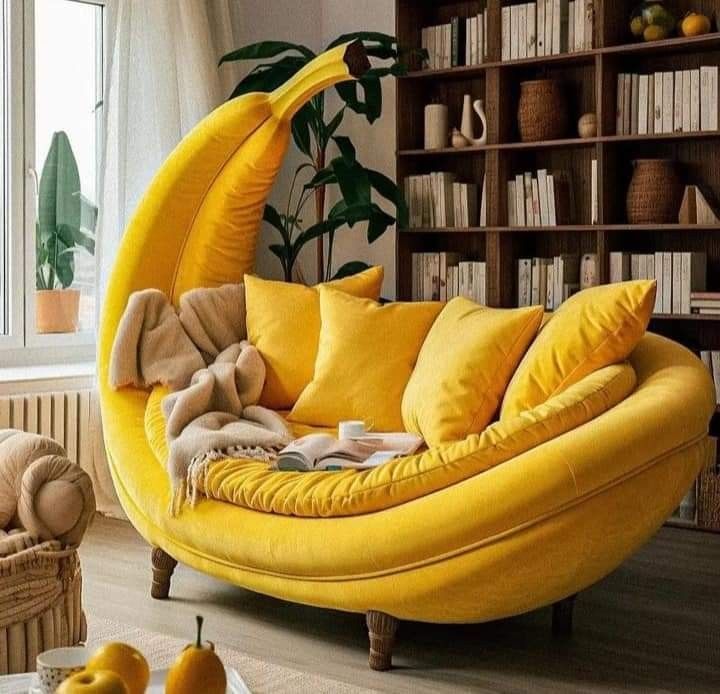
[424,104,449,149]
[460,94,487,146]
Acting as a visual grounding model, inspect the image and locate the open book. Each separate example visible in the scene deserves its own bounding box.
[275,433,423,472]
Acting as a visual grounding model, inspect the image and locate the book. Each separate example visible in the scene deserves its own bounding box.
[609,252,631,283]
[662,251,672,313]
[682,69,692,132]
[479,176,487,226]
[630,73,639,135]
[502,7,511,61]
[545,0,554,57]
[654,251,664,314]
[527,3,537,58]
[547,174,557,225]
[531,178,541,226]
[518,4,527,59]
[647,71,655,134]
[701,65,718,131]
[510,5,520,60]
[712,352,720,404]
[508,180,517,225]
[518,258,532,306]
[638,74,649,135]
[671,252,682,314]
[680,251,707,314]
[515,174,526,225]
[616,74,625,135]
[537,0,546,56]
[546,262,555,310]
[583,0,593,48]
[624,72,632,135]
[653,72,663,133]
[662,72,674,134]
[523,172,534,226]
[553,0,566,55]
[568,1,575,53]
[574,0,584,52]
[538,169,550,226]
[673,70,683,132]
[276,433,423,472]
[590,159,598,224]
[690,69,701,131]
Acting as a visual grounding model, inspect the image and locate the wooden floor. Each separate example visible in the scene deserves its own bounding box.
[81,516,720,693]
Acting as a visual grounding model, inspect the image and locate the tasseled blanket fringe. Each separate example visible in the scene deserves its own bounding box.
[169,445,283,516]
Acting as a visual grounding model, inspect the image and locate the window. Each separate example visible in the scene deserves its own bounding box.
[1,0,104,365]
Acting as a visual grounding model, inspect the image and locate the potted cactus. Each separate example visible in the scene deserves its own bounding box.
[35,131,96,333]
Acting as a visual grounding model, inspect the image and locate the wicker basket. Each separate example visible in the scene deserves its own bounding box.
[626,159,683,224]
[0,536,85,674]
[517,79,569,142]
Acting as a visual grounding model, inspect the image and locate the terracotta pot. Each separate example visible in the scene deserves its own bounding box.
[36,289,80,334]
[626,159,683,224]
[517,79,569,142]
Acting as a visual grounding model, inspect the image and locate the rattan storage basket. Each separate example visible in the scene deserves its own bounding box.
[0,536,85,674]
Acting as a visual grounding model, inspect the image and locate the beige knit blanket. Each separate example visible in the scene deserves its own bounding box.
[109,285,292,513]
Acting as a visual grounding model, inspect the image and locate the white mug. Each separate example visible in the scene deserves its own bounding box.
[36,646,89,693]
[338,420,366,440]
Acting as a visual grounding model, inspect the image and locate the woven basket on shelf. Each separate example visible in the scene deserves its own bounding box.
[0,536,85,674]
[626,158,683,224]
[517,79,568,142]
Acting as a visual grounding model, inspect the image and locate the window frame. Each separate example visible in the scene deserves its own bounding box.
[0,0,105,367]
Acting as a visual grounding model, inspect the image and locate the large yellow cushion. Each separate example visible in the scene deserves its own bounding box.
[245,267,384,409]
[289,287,442,431]
[402,298,544,446]
[500,280,656,419]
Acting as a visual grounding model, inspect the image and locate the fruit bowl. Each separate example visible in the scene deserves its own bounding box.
[630,1,675,41]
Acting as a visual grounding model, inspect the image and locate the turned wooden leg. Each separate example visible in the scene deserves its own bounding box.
[151,547,178,600]
[366,610,398,671]
[552,593,577,637]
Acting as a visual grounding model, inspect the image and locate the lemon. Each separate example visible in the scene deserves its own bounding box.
[643,24,669,41]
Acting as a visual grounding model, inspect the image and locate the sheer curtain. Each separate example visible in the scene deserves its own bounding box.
[97,0,242,306]
[94,0,241,516]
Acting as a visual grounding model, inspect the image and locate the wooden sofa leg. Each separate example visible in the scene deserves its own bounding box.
[151,547,178,600]
[552,594,577,637]
[366,611,398,671]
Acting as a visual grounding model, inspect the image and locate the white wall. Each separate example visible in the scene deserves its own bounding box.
[230,0,397,296]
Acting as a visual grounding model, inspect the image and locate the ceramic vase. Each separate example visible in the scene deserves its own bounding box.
[626,159,683,224]
[460,95,488,146]
[424,104,449,149]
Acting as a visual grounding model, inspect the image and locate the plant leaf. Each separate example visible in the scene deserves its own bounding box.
[304,167,337,190]
[332,135,356,163]
[219,41,315,65]
[367,169,408,228]
[291,103,313,157]
[331,261,371,280]
[229,56,308,99]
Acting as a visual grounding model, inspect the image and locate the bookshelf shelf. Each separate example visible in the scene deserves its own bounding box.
[396,0,720,532]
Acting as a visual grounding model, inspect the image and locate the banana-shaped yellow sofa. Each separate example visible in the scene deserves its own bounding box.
[99,42,716,671]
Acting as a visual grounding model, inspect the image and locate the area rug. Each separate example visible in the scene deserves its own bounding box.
[86,615,379,694]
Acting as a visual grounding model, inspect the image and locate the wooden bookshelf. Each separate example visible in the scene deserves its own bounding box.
[395,0,720,532]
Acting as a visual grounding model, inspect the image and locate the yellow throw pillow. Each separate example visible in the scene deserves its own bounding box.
[402,298,544,446]
[289,287,443,431]
[500,280,656,419]
[245,267,384,409]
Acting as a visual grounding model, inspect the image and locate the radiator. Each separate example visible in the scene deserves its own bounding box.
[0,390,122,517]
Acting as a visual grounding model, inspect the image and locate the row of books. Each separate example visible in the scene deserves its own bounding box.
[700,351,720,404]
[616,67,719,136]
[690,291,720,315]
[517,253,599,309]
[507,169,574,227]
[420,14,488,70]
[501,0,593,61]
[405,173,487,229]
[411,253,487,303]
[609,251,706,314]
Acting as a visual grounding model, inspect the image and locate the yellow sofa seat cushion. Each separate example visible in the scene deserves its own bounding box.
[145,363,637,517]
[500,280,656,420]
[402,298,544,446]
[245,267,383,410]
[288,287,443,431]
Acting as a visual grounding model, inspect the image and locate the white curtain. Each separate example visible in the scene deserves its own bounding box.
[97,0,242,305]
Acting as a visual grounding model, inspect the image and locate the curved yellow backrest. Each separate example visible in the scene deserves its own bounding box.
[98,42,368,389]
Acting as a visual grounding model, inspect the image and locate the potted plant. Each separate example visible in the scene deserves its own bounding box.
[35,131,96,333]
[220,33,411,282]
